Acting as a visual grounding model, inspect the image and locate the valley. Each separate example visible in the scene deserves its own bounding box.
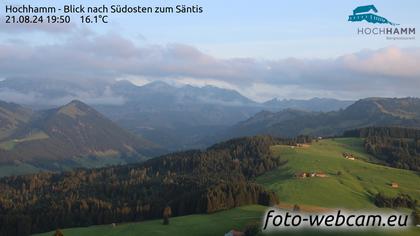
[1,81,420,236]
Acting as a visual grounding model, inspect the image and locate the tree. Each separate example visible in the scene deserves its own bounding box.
[244,222,260,236]
[412,208,420,226]
[162,206,172,225]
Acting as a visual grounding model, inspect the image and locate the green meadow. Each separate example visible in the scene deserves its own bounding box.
[34,205,266,236]
[258,138,420,209]
[0,131,49,151]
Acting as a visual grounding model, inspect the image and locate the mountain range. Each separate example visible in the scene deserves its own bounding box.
[0,78,353,150]
[3,78,420,151]
[227,97,420,138]
[95,80,262,150]
[263,97,353,112]
[1,79,420,176]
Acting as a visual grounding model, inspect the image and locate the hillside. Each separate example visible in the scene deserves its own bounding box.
[33,204,420,236]
[257,138,420,209]
[348,97,420,119]
[227,97,420,139]
[33,138,420,236]
[344,127,420,171]
[33,205,266,236]
[0,101,32,140]
[0,100,159,175]
[0,136,280,235]
[263,97,353,112]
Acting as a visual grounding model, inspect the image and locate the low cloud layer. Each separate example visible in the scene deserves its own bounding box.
[0,87,125,107]
[0,31,419,102]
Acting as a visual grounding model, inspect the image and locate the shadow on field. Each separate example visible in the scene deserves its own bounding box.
[262,165,295,181]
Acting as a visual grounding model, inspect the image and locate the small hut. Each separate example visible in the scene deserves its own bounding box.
[391,182,399,188]
[315,172,327,178]
[296,172,309,178]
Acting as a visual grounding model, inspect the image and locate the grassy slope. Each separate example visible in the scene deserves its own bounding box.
[34,205,266,236]
[0,131,49,151]
[257,138,420,209]
[33,138,420,236]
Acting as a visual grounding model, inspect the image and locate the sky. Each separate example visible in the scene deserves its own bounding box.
[0,0,419,102]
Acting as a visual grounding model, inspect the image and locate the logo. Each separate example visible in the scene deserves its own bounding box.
[348,4,415,40]
[348,5,398,26]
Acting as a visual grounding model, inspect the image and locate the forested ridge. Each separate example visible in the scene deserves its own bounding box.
[344,127,420,171]
[0,136,289,236]
[227,97,420,139]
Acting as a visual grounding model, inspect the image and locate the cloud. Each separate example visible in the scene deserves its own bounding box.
[339,47,420,78]
[0,87,125,107]
[0,88,40,105]
[0,32,419,102]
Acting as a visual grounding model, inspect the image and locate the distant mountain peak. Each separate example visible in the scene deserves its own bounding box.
[57,100,91,118]
[0,100,158,165]
[68,99,86,106]
[143,81,174,90]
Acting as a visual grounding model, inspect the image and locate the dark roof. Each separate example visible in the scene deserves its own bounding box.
[353,5,378,15]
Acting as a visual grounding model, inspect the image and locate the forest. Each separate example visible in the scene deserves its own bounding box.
[374,193,418,209]
[344,127,420,171]
[0,136,296,236]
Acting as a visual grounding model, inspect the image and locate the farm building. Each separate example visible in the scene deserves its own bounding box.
[296,172,309,178]
[342,152,356,160]
[315,172,327,178]
[391,182,399,188]
[296,172,327,178]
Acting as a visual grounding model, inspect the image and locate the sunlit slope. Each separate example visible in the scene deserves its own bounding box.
[33,203,420,236]
[33,205,265,236]
[257,138,420,209]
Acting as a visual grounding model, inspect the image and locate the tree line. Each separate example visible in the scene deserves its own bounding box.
[374,193,417,209]
[344,127,420,171]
